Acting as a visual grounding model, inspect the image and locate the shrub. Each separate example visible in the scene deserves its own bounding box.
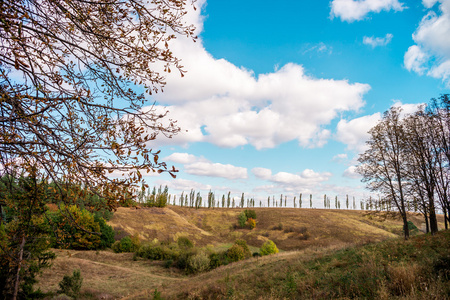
[238,212,247,228]
[234,239,251,258]
[177,236,193,249]
[94,214,115,249]
[136,243,180,261]
[260,240,279,256]
[112,235,140,253]
[209,251,230,269]
[187,252,210,274]
[227,244,245,262]
[47,205,101,250]
[58,269,82,298]
[244,209,257,220]
[247,218,256,229]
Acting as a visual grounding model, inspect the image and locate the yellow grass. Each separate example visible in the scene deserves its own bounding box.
[37,206,446,298]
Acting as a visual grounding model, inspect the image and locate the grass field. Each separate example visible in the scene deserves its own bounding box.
[36,206,448,299]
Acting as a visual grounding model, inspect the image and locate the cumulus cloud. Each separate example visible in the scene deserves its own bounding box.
[156,178,212,192]
[343,166,361,179]
[252,168,332,193]
[336,113,382,152]
[405,0,450,85]
[336,102,424,153]
[184,162,248,179]
[162,152,247,180]
[143,3,371,150]
[330,0,406,22]
[164,152,200,164]
[404,45,429,75]
[363,33,393,47]
[333,153,348,162]
[252,167,272,180]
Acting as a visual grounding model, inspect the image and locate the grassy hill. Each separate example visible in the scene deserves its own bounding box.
[36,207,448,299]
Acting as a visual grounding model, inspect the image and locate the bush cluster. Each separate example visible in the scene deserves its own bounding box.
[46,205,114,250]
[237,210,257,229]
[112,235,140,253]
[135,237,259,274]
[260,240,279,256]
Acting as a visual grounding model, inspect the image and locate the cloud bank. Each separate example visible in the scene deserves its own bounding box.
[404,0,450,85]
[330,0,405,22]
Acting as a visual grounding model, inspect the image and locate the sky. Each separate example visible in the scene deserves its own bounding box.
[141,0,450,208]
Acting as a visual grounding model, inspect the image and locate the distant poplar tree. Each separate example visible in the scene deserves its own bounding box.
[324,194,326,208]
[353,197,356,210]
[346,195,349,209]
[299,193,302,208]
[267,196,270,207]
[222,195,225,208]
[293,196,297,208]
[310,194,312,208]
[227,192,231,208]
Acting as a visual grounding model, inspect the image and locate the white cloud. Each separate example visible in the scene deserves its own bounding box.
[156,178,212,192]
[184,162,248,179]
[253,168,332,193]
[336,113,382,152]
[333,153,348,162]
[343,166,361,179]
[423,0,439,8]
[391,101,424,116]
[405,0,450,84]
[162,152,248,180]
[336,102,424,153]
[164,152,201,164]
[404,45,429,75]
[330,0,406,22]
[363,33,393,47]
[252,167,272,180]
[144,6,371,150]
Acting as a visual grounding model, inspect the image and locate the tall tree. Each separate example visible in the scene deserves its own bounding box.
[357,107,410,239]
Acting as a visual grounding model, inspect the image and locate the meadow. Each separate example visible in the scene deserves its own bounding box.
[37,206,449,299]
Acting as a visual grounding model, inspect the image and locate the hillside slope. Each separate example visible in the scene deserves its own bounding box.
[109,206,442,250]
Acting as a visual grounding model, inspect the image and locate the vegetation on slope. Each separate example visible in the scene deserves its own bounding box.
[168,230,450,299]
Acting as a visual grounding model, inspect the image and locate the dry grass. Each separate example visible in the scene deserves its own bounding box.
[36,207,447,299]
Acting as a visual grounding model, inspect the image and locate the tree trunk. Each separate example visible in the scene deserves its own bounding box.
[429,199,439,235]
[444,207,449,230]
[13,236,26,300]
[403,216,410,240]
[424,213,430,234]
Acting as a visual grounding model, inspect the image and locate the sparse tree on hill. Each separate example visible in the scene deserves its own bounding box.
[357,107,410,239]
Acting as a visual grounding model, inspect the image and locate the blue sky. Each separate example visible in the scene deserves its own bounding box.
[141,0,450,207]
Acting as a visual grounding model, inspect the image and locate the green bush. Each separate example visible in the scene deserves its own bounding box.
[187,252,210,274]
[238,211,247,228]
[260,240,279,256]
[112,235,140,253]
[47,205,102,250]
[136,243,180,261]
[227,244,245,262]
[94,214,115,249]
[234,239,251,258]
[209,251,230,269]
[244,209,257,220]
[58,269,82,298]
[177,236,193,249]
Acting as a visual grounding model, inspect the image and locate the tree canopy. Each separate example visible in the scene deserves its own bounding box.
[0,0,196,206]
